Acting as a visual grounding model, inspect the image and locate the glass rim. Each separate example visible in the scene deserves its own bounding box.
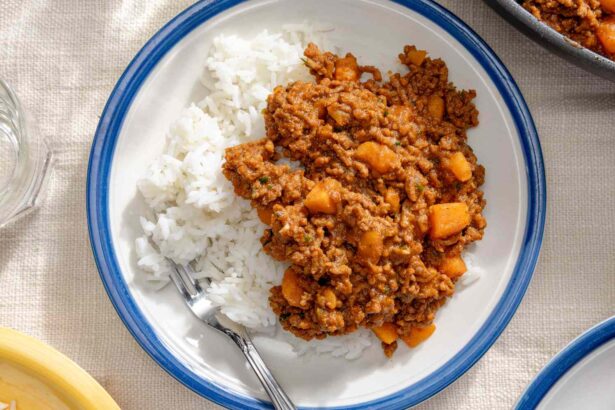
[0,79,22,196]
[0,79,52,226]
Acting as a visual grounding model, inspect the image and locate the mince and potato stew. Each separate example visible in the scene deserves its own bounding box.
[523,0,615,59]
[223,43,486,357]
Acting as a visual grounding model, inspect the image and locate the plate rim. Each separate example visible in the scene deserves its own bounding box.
[86,0,546,409]
[0,327,121,409]
[515,316,615,409]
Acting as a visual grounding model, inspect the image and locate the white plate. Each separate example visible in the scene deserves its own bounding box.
[87,0,546,408]
[516,317,615,410]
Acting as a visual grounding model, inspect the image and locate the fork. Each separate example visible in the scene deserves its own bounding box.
[167,259,296,410]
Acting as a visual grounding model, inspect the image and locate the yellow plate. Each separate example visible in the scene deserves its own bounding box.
[0,328,120,409]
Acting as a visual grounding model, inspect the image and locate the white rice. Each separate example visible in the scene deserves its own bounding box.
[135,26,481,360]
[135,26,373,357]
[458,252,483,288]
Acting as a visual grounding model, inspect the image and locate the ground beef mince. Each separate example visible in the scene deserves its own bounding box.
[222,43,487,357]
[523,0,615,59]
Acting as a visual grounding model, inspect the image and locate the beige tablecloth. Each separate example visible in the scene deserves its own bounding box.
[1,1,614,409]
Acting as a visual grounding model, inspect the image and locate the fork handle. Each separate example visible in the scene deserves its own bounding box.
[226,329,296,410]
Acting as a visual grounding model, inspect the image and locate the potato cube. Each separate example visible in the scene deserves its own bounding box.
[601,0,615,13]
[357,230,384,262]
[407,49,427,66]
[304,179,340,214]
[427,95,445,121]
[257,207,273,225]
[428,202,471,239]
[355,141,399,174]
[401,324,436,348]
[372,322,398,345]
[282,268,304,308]
[440,256,467,279]
[334,55,360,82]
[445,152,472,182]
[597,17,615,54]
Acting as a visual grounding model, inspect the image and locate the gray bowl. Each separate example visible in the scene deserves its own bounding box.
[488,0,615,81]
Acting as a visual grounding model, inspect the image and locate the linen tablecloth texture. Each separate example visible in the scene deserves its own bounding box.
[1,1,614,409]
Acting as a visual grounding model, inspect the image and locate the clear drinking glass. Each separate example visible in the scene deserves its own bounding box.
[0,80,52,227]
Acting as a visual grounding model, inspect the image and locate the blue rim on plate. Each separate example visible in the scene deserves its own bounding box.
[86,0,546,409]
[515,316,615,409]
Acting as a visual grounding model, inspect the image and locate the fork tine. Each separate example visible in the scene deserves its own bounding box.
[187,262,212,287]
[182,262,198,280]
[147,234,204,297]
[169,265,194,300]
[175,263,203,294]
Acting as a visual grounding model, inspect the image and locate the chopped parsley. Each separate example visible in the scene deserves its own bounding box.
[258,176,269,184]
[303,234,313,243]
[383,109,389,117]
[395,141,401,146]
[416,183,425,193]
[267,184,273,190]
